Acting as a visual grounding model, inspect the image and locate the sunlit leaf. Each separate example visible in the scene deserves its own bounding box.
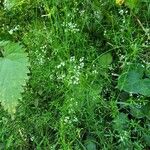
[0,41,29,117]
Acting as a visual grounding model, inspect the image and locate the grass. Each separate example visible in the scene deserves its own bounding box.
[0,0,150,149]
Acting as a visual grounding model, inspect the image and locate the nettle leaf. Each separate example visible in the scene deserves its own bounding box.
[0,41,29,116]
[118,64,150,97]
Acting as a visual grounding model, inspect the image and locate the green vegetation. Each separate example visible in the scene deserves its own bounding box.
[0,0,150,149]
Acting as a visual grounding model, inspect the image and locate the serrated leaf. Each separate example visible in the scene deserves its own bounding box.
[0,41,29,116]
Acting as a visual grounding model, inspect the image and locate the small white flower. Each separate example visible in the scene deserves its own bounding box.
[13,25,20,31]
[80,10,85,16]
[30,136,35,141]
[72,117,78,122]
[92,70,98,74]
[122,19,126,24]
[70,56,75,62]
[63,116,72,124]
[56,62,65,68]
[119,9,124,15]
[80,62,84,68]
[61,62,65,66]
[8,29,13,35]
[79,57,84,62]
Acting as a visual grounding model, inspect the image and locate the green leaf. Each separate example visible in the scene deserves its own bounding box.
[131,102,150,119]
[84,137,97,150]
[141,102,150,119]
[130,106,144,119]
[99,53,112,68]
[144,135,150,146]
[125,0,138,10]
[118,64,150,97]
[0,41,29,116]
[139,79,150,96]
[113,113,129,131]
[145,68,150,78]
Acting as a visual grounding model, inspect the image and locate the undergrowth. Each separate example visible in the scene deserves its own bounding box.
[0,0,150,149]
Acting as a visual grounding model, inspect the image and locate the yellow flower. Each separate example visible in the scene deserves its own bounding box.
[116,0,125,5]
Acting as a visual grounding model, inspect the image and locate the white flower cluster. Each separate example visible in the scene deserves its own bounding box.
[79,9,86,16]
[8,25,20,35]
[92,70,98,74]
[56,62,65,69]
[118,9,128,16]
[62,22,80,33]
[33,45,48,65]
[68,56,84,85]
[118,131,130,144]
[91,64,98,75]
[55,56,85,85]
[61,98,78,125]
[94,11,102,20]
[63,115,78,124]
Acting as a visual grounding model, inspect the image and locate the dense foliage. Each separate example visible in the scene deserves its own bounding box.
[0,0,150,149]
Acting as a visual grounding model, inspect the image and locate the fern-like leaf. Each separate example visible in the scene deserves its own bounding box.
[0,41,29,116]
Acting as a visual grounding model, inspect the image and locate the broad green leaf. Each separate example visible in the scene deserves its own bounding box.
[118,70,142,93]
[139,79,150,96]
[84,137,97,150]
[144,135,150,146]
[130,102,150,119]
[145,68,150,78]
[118,63,150,97]
[0,41,29,116]
[130,106,144,119]
[99,53,112,68]
[141,102,150,119]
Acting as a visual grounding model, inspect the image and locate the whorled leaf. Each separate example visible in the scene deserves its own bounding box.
[0,41,29,116]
